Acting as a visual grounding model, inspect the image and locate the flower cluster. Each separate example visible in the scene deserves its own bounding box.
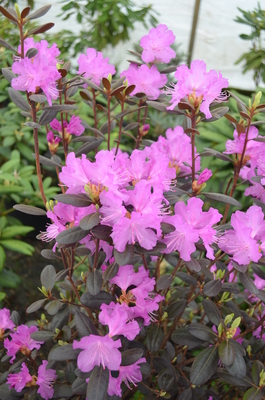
[73,264,161,396]
[140,23,176,64]
[7,360,57,400]
[42,125,204,257]
[12,38,61,105]
[166,59,229,118]
[120,63,167,100]
[219,205,265,265]
[2,319,56,400]
[225,125,265,203]
[77,48,116,85]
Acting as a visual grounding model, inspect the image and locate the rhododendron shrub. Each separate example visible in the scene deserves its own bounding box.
[2,4,265,400]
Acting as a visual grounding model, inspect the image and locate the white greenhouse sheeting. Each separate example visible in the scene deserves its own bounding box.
[17,0,265,90]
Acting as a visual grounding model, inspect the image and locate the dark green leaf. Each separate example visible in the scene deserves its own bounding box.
[203,279,222,297]
[146,325,164,352]
[190,346,219,385]
[188,324,218,342]
[81,291,115,310]
[86,366,109,400]
[71,377,87,395]
[8,88,31,111]
[221,282,240,294]
[252,361,265,386]
[225,350,246,379]
[39,109,58,125]
[29,94,47,103]
[102,262,119,281]
[0,40,17,52]
[13,204,46,216]
[26,4,52,20]
[176,272,197,286]
[243,388,262,400]
[80,212,100,231]
[114,244,134,266]
[2,67,16,83]
[203,192,241,207]
[41,264,56,291]
[53,384,73,398]
[201,148,233,163]
[74,308,99,337]
[43,104,79,112]
[161,222,175,234]
[55,194,92,207]
[218,340,235,366]
[202,299,222,326]
[186,257,201,272]
[134,241,167,254]
[56,226,89,245]
[157,274,173,290]
[91,224,112,242]
[167,299,187,319]
[172,328,205,348]
[75,138,104,156]
[178,388,192,400]
[48,344,80,362]
[25,47,38,58]
[41,249,61,260]
[45,300,61,315]
[26,298,47,313]
[31,331,54,341]
[216,368,253,387]
[121,348,144,366]
[252,339,265,354]
[239,272,259,295]
[157,368,174,391]
[86,269,102,296]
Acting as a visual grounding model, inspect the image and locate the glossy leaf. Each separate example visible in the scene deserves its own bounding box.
[114,243,134,266]
[121,348,144,366]
[55,194,92,207]
[48,344,80,362]
[86,270,102,296]
[40,264,56,291]
[190,346,219,385]
[218,340,235,366]
[8,88,30,111]
[188,324,218,342]
[80,212,100,231]
[203,279,222,297]
[202,299,222,326]
[74,308,99,337]
[86,366,109,400]
[56,226,90,245]
[81,291,115,310]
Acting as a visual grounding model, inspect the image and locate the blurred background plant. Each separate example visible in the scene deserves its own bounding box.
[235,2,265,86]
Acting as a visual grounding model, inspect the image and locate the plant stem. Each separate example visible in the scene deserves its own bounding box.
[107,94,111,151]
[31,101,47,205]
[115,100,124,155]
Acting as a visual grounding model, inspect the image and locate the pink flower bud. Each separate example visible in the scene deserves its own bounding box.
[197,168,212,185]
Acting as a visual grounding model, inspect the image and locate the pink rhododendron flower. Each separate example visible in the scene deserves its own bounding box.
[7,362,32,392]
[18,38,60,64]
[50,115,85,137]
[73,334,122,372]
[77,48,116,85]
[149,126,200,176]
[99,302,140,340]
[0,308,15,337]
[120,64,167,100]
[167,59,228,119]
[118,357,146,390]
[218,206,265,265]
[36,360,57,400]
[140,24,176,63]
[163,197,221,261]
[110,265,164,325]
[4,325,44,363]
[12,55,61,106]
